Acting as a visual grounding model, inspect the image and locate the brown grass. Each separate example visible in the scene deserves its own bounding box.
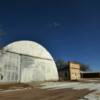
[0,87,94,100]
[0,83,30,90]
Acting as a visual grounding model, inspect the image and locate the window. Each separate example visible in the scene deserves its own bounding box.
[0,74,3,80]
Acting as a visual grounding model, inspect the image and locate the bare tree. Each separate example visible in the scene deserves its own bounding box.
[56,60,91,71]
[56,59,68,70]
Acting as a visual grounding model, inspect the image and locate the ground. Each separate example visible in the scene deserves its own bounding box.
[0,87,92,100]
[0,79,100,100]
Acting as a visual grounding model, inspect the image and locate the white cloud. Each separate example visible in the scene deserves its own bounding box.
[53,22,60,27]
[49,22,61,28]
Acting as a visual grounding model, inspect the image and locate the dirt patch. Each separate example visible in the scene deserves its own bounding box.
[0,83,30,90]
[0,87,93,100]
[96,92,100,96]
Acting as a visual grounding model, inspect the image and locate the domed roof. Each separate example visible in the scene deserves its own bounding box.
[1,40,58,82]
[4,40,53,60]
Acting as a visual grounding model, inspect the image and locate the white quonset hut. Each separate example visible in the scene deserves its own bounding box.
[0,40,58,83]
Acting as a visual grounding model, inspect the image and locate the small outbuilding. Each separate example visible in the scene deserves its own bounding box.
[58,61,81,81]
[81,71,100,78]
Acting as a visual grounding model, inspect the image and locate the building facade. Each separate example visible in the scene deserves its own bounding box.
[81,72,100,78]
[58,62,81,81]
[69,62,81,80]
[0,41,59,83]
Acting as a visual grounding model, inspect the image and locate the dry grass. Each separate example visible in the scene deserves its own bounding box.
[0,87,93,100]
[0,83,30,90]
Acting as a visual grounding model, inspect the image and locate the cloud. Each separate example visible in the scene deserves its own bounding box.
[53,22,61,27]
[49,22,61,28]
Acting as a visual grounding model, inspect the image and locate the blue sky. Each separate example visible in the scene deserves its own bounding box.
[0,0,100,71]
